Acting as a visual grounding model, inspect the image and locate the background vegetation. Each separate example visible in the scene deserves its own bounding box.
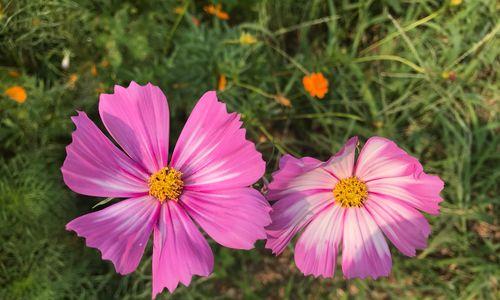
[0,0,498,299]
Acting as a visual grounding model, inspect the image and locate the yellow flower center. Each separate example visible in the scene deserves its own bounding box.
[148,167,184,202]
[333,176,368,208]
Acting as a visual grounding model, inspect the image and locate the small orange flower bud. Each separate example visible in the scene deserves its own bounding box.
[90,64,98,76]
[68,73,79,88]
[441,71,456,81]
[218,74,227,91]
[100,59,110,68]
[274,94,292,107]
[8,70,20,78]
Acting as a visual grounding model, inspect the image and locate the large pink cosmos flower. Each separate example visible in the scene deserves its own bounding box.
[62,82,271,298]
[266,136,444,279]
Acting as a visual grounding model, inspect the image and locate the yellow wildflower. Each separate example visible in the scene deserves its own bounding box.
[239,33,257,45]
[174,6,185,14]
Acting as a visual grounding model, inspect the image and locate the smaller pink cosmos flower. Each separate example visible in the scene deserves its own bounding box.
[266,136,444,279]
[62,82,271,298]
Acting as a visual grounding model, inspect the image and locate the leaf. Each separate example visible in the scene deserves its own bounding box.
[92,197,115,209]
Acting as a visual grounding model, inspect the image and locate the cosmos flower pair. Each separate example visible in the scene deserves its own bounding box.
[62,82,444,298]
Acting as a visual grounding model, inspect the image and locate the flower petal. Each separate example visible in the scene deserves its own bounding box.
[267,165,337,200]
[66,196,159,275]
[341,207,392,279]
[323,136,358,180]
[170,91,265,191]
[180,188,271,250]
[365,194,431,257]
[294,204,345,278]
[152,201,213,297]
[354,136,420,182]
[267,155,323,199]
[61,111,149,198]
[366,170,444,215]
[266,154,337,255]
[265,191,333,255]
[99,81,169,174]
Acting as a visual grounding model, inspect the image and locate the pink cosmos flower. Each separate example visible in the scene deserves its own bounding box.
[265,136,444,279]
[62,82,271,298]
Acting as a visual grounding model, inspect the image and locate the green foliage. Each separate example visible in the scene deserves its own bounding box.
[0,0,499,299]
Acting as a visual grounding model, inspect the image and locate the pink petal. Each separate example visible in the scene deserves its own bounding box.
[170,91,264,191]
[152,201,213,297]
[366,171,444,215]
[341,207,392,279]
[66,196,160,275]
[61,111,149,198]
[265,191,333,255]
[354,136,421,182]
[180,188,271,250]
[265,155,338,255]
[267,167,337,200]
[323,136,358,179]
[294,204,345,278]
[99,81,169,174]
[365,194,430,256]
[267,155,323,194]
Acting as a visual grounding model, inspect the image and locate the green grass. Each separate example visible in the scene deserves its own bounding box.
[0,0,499,299]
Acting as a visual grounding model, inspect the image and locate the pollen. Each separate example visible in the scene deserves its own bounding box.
[148,167,184,202]
[333,176,368,208]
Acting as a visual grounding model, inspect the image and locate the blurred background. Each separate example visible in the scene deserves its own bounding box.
[0,0,498,299]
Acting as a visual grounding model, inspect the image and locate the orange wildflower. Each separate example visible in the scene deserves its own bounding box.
[204,4,229,20]
[5,86,27,103]
[218,74,227,91]
[8,70,20,78]
[302,72,329,99]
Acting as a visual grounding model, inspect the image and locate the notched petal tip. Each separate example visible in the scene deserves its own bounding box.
[171,90,264,189]
[66,197,159,276]
[346,135,359,146]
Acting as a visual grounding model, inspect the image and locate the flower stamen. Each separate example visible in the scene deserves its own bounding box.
[333,176,368,208]
[148,167,184,202]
